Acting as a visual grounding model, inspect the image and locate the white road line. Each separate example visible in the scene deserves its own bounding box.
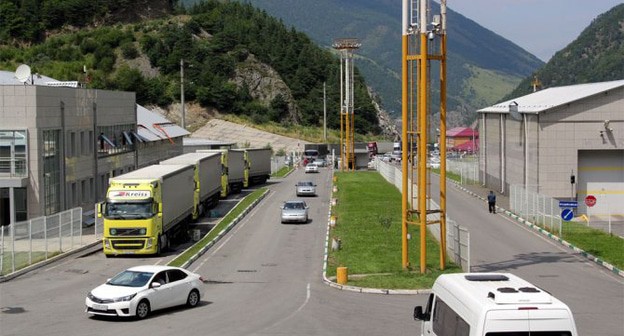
[191,190,275,273]
[263,283,312,330]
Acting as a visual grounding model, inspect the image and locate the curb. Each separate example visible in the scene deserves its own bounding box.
[450,181,624,278]
[321,169,431,295]
[178,189,270,269]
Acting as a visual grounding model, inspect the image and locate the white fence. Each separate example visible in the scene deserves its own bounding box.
[374,158,471,271]
[1,207,102,276]
[510,184,562,236]
[446,158,479,185]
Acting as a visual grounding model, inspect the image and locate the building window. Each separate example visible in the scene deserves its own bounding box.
[81,179,86,204]
[43,129,61,215]
[88,130,93,155]
[0,130,28,177]
[97,124,136,157]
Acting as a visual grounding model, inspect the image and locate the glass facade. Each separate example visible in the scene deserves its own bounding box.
[43,129,61,215]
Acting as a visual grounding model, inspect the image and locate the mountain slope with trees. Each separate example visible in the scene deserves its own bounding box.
[506,3,624,98]
[196,0,545,125]
[0,0,381,135]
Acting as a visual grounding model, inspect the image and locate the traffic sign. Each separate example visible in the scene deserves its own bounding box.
[585,195,597,207]
[559,201,578,208]
[561,208,574,221]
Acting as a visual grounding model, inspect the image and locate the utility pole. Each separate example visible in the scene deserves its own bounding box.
[401,0,448,272]
[333,38,360,171]
[180,59,185,130]
[323,82,327,143]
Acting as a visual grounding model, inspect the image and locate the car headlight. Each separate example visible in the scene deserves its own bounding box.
[139,228,146,235]
[87,292,96,300]
[114,293,137,302]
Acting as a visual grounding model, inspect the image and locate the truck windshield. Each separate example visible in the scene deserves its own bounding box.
[104,202,154,219]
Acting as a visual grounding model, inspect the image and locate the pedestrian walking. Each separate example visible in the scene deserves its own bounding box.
[487,190,496,213]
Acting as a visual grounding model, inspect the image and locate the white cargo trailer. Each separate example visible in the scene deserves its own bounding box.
[234,148,271,186]
[198,149,245,193]
[160,152,222,217]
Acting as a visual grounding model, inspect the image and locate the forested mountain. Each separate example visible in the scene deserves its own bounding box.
[506,4,624,99]
[190,0,545,125]
[0,0,381,135]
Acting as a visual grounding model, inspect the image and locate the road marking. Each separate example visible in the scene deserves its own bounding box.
[192,190,275,273]
[262,283,311,331]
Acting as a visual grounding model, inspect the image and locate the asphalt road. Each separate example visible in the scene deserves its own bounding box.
[1,165,622,335]
[428,176,624,335]
[0,167,422,336]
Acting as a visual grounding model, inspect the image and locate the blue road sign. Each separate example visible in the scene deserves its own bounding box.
[559,201,578,208]
[561,208,574,221]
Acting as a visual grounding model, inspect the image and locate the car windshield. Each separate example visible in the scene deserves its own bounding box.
[298,182,313,186]
[284,202,305,210]
[107,270,154,287]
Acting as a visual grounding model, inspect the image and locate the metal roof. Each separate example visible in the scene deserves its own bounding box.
[447,127,478,137]
[0,70,60,85]
[478,79,624,114]
[137,105,189,141]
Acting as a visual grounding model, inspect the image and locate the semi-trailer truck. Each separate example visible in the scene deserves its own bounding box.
[234,148,271,186]
[99,164,195,256]
[160,152,222,219]
[197,149,245,193]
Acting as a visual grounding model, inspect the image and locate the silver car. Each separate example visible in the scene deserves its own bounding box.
[296,181,317,196]
[280,200,309,223]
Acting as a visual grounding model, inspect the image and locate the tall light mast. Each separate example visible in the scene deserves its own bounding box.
[333,38,360,171]
[401,0,448,273]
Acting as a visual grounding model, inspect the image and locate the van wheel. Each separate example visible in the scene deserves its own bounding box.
[135,299,150,319]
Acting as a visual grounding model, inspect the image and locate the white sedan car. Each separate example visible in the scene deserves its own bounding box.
[305,163,319,173]
[86,265,204,319]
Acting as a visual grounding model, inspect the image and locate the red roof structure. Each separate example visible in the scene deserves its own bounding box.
[446,127,478,137]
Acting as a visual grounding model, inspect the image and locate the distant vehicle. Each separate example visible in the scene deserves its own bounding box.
[280,200,309,223]
[313,158,326,167]
[303,149,319,161]
[296,181,317,196]
[367,141,378,157]
[86,265,204,320]
[390,151,402,162]
[414,273,578,336]
[305,163,319,173]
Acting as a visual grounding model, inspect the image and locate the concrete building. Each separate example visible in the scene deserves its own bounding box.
[0,71,187,226]
[477,80,624,216]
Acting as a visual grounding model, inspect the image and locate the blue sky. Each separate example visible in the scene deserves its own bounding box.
[449,0,623,62]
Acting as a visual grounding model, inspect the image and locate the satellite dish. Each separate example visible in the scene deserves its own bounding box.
[15,64,32,83]
[508,101,522,121]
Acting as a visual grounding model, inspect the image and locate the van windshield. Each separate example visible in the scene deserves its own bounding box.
[486,332,572,336]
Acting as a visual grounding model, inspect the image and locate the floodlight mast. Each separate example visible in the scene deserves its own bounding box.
[401,0,447,273]
[332,38,360,171]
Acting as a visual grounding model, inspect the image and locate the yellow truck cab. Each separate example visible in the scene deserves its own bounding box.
[99,164,195,256]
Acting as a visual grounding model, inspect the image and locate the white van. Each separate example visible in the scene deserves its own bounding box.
[414,273,578,336]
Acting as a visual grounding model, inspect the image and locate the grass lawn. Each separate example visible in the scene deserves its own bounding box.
[327,172,461,289]
[1,251,60,276]
[272,165,293,178]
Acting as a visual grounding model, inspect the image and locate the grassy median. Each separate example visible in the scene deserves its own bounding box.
[327,172,461,289]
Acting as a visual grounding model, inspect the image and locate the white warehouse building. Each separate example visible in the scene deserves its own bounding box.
[477,79,624,218]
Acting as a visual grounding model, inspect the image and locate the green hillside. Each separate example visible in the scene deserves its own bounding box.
[199,0,544,125]
[0,0,381,135]
[507,4,624,98]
